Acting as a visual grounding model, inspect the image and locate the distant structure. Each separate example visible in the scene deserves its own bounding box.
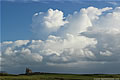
[25,68,32,74]
[24,68,47,75]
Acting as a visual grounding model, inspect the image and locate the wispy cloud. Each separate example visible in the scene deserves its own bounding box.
[108,1,118,5]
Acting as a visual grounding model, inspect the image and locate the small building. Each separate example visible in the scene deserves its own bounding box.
[25,68,32,74]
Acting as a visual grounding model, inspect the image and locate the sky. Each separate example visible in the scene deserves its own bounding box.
[1,0,120,74]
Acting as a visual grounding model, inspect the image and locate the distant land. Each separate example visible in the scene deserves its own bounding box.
[0,69,120,80]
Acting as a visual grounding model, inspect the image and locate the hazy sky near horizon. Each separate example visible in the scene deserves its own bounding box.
[1,0,120,74]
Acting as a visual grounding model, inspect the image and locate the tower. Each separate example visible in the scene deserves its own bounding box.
[25,67,32,74]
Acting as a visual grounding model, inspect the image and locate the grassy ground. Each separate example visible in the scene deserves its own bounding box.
[0,73,120,80]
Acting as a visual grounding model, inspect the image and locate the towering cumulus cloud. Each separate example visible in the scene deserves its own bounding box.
[1,7,120,73]
[32,9,68,40]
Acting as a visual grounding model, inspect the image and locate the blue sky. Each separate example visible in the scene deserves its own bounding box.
[1,0,120,41]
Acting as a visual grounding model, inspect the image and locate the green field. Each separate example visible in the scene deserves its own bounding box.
[0,73,120,80]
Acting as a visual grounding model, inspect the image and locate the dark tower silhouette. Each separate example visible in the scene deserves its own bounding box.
[25,67,32,74]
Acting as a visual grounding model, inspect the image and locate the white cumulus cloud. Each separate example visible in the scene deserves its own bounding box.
[32,9,68,40]
[1,6,120,73]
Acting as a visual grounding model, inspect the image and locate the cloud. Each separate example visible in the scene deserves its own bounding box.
[100,51,112,56]
[58,7,112,36]
[1,6,120,73]
[108,2,118,5]
[32,9,68,40]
